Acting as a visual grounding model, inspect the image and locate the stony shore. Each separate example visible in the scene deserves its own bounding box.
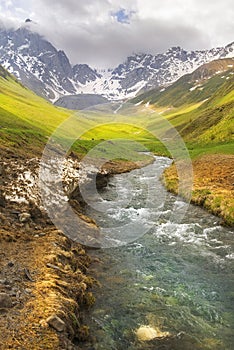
[0,148,152,350]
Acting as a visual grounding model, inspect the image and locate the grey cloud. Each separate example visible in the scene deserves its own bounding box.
[0,0,233,68]
[38,16,210,68]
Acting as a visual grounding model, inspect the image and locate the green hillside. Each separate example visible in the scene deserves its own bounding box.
[131,58,234,225]
[0,67,156,162]
[1,59,233,161]
[132,58,234,107]
[131,58,234,157]
[0,66,73,155]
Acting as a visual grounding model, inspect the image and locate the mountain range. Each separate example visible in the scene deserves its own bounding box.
[0,21,234,109]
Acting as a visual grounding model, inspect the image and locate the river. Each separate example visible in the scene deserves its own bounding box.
[81,156,234,350]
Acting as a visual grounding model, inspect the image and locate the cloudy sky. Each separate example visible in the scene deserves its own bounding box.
[0,0,233,68]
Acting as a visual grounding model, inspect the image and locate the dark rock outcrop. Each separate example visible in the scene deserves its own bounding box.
[54,93,108,110]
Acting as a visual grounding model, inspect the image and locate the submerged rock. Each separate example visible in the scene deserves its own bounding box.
[136,325,170,341]
[136,325,158,341]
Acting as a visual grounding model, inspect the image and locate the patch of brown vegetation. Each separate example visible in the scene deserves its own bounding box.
[163,154,234,225]
[0,228,97,350]
[0,150,98,349]
[0,147,151,349]
[0,231,96,345]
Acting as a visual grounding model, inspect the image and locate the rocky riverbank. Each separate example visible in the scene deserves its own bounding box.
[0,147,152,350]
[163,154,234,226]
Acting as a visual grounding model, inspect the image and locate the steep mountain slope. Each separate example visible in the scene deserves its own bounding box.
[111,44,234,96]
[132,58,234,106]
[136,58,234,147]
[0,24,100,102]
[0,22,233,102]
[179,76,234,144]
[0,63,72,155]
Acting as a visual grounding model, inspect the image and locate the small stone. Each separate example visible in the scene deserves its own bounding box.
[38,232,46,237]
[80,282,87,291]
[0,293,13,308]
[0,191,6,207]
[46,315,66,332]
[19,212,31,223]
[0,165,4,176]
[9,289,19,297]
[39,319,49,329]
[0,279,7,285]
[25,288,32,294]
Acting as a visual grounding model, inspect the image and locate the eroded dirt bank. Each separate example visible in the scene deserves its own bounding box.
[163,154,234,226]
[0,148,151,350]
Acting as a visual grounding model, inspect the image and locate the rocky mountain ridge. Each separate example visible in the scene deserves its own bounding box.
[0,22,233,103]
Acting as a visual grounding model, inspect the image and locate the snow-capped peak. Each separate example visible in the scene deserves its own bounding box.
[0,24,233,103]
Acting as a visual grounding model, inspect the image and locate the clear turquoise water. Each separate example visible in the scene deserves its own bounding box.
[82,157,234,350]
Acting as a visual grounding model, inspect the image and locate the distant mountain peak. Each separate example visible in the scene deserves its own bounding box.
[167,46,183,52]
[0,26,233,103]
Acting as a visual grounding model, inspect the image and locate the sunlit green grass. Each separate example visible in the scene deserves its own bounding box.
[0,77,71,133]
[186,141,234,159]
[0,65,233,161]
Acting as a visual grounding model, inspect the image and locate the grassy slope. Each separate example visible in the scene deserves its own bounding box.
[0,67,72,156]
[0,67,159,163]
[132,59,234,157]
[132,58,234,106]
[132,59,234,225]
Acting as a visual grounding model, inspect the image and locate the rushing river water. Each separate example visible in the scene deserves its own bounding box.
[82,157,234,350]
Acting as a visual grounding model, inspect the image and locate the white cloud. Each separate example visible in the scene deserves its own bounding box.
[0,0,233,68]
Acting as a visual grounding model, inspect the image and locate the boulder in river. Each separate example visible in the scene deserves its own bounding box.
[136,325,170,341]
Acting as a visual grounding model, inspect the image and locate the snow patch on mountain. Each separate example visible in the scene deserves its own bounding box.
[0,24,233,103]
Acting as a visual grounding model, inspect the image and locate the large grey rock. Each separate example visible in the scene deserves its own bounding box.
[73,64,101,84]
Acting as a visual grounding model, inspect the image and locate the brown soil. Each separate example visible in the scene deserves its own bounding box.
[163,154,234,225]
[0,147,151,350]
[0,228,96,350]
[0,153,98,350]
